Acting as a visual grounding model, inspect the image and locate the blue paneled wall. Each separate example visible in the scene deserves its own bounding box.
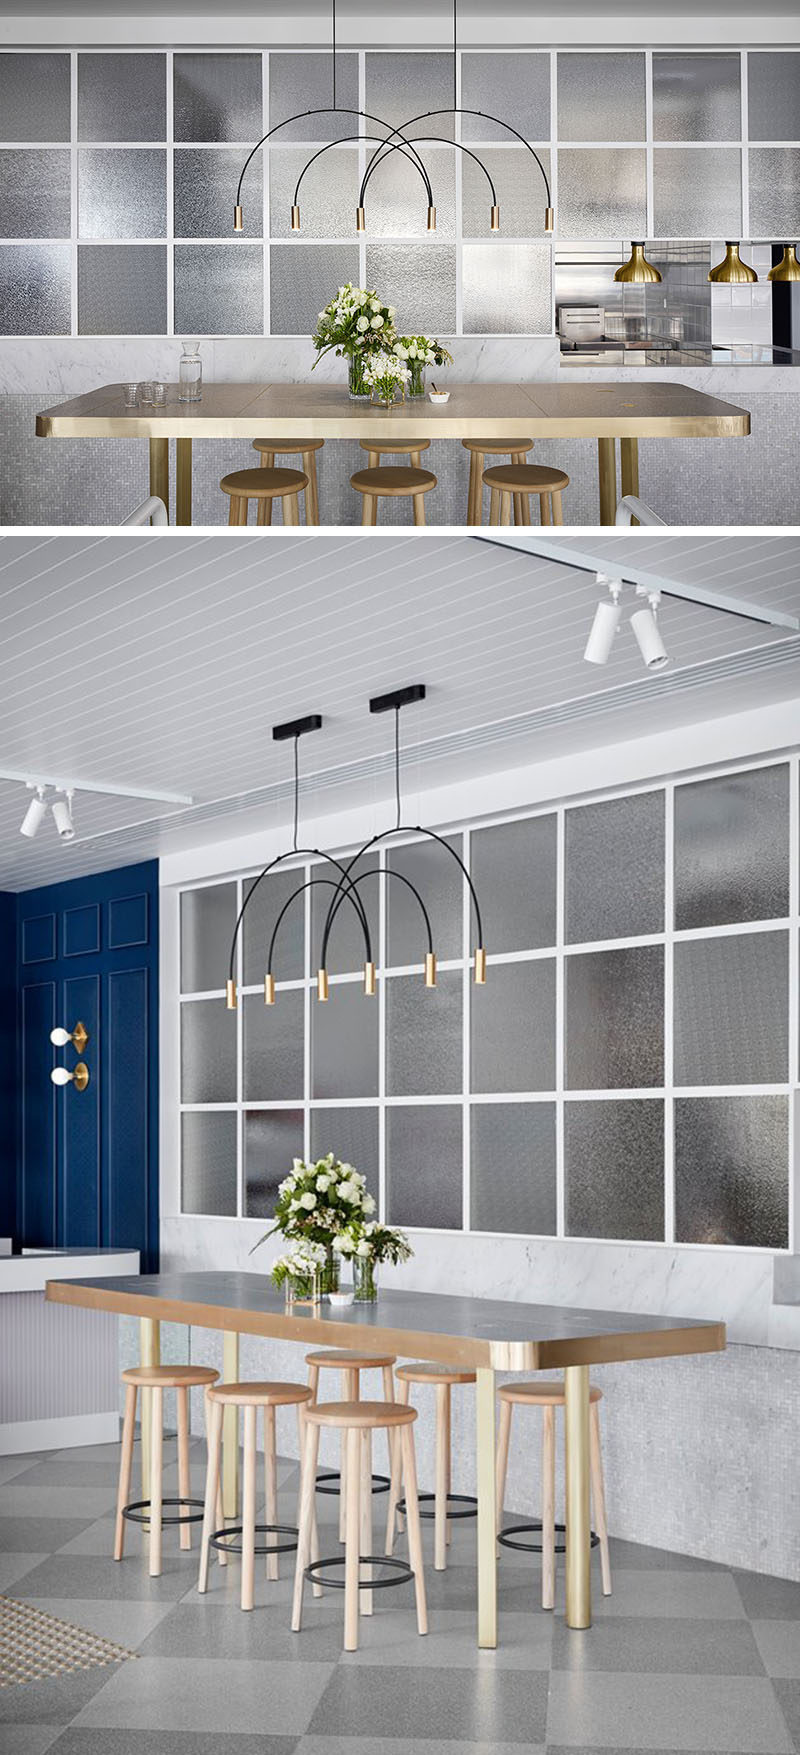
[0,891,16,1237]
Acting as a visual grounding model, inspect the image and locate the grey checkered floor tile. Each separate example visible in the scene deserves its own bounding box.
[1,1441,798,1753]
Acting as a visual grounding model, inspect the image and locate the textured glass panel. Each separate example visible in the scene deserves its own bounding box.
[653,54,741,143]
[566,792,665,944]
[387,972,462,1097]
[182,1111,237,1216]
[243,868,304,987]
[462,148,551,239]
[565,1100,664,1241]
[471,817,557,955]
[244,1109,303,1218]
[471,1103,556,1235]
[0,244,70,335]
[270,243,359,334]
[472,959,556,1093]
[312,979,378,1099]
[311,855,378,977]
[462,243,552,334]
[78,245,167,334]
[566,947,664,1089]
[269,147,357,239]
[388,835,463,966]
[674,931,788,1087]
[365,242,456,335]
[460,54,550,143]
[310,1108,379,1201]
[675,1095,788,1248]
[749,150,800,237]
[367,146,454,241]
[181,999,236,1104]
[243,989,304,1101]
[674,765,790,929]
[175,244,263,336]
[558,54,646,142]
[0,53,70,143]
[180,883,236,994]
[748,54,800,143]
[0,152,70,238]
[387,1104,462,1230]
[365,53,455,141]
[176,148,263,239]
[558,149,647,240]
[174,54,262,144]
[78,53,166,142]
[78,150,166,240]
[653,148,741,238]
[269,53,359,142]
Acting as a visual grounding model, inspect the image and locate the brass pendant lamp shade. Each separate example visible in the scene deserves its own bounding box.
[768,245,800,283]
[614,243,662,284]
[708,242,757,284]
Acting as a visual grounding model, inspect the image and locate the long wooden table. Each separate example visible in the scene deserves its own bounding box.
[35,380,750,526]
[46,1271,724,1642]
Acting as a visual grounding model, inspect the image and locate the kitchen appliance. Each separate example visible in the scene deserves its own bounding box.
[557,305,603,345]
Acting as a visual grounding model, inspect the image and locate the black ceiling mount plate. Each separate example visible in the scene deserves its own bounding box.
[272,714,323,742]
[369,684,426,716]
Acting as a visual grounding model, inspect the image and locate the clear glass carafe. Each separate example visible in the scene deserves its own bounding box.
[179,340,202,402]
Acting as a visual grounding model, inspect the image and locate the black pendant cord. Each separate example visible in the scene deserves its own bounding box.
[394,706,402,831]
[359,132,498,211]
[292,735,300,854]
[226,846,371,988]
[453,0,457,110]
[332,0,336,108]
[319,824,484,971]
[268,876,372,976]
[236,109,434,212]
[294,132,433,211]
[360,108,552,209]
[319,862,434,972]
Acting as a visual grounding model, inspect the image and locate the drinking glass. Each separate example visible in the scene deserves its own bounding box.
[152,382,167,405]
[139,380,154,404]
[123,383,139,407]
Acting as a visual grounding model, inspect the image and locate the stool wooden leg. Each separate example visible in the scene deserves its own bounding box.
[297,1402,323,1598]
[241,1404,256,1611]
[445,1385,453,1549]
[305,451,320,525]
[228,496,241,526]
[256,495,273,527]
[259,451,275,469]
[541,1404,556,1611]
[177,1386,192,1551]
[114,1383,137,1561]
[489,487,500,525]
[340,1368,359,1542]
[410,449,422,469]
[360,1428,373,1616]
[499,491,512,526]
[291,1418,320,1632]
[412,491,426,527]
[284,492,299,526]
[149,1386,163,1578]
[552,490,564,526]
[176,437,192,527]
[212,1392,227,1568]
[495,1397,512,1533]
[344,1426,362,1652]
[198,1396,224,1594]
[367,450,380,468]
[466,451,478,524]
[399,1426,428,1636]
[512,454,531,524]
[434,1383,449,1571]
[381,1363,397,1497]
[598,436,617,526]
[361,493,377,526]
[139,1317,160,1527]
[540,493,552,526]
[264,1403,279,1582]
[590,1401,612,1596]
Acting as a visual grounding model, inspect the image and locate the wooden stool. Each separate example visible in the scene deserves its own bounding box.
[306,1348,397,1542]
[350,466,436,526]
[252,439,322,524]
[292,1399,427,1652]
[198,1380,315,1612]
[463,438,535,525]
[483,463,569,527]
[495,1381,611,1610]
[220,467,308,526]
[359,438,431,469]
[114,1364,219,1578]
[386,1362,477,1572]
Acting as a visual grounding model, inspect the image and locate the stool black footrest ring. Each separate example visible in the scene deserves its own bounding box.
[316,1470,390,1497]
[210,1523,299,1557]
[122,1496,205,1527]
[397,1492,477,1521]
[497,1519,599,1555]
[305,1554,413,1591]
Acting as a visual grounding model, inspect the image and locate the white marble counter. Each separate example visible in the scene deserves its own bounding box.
[0,1246,139,1295]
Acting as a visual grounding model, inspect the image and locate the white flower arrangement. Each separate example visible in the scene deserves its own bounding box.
[250,1154,373,1255]
[311,285,396,367]
[362,349,411,403]
[270,1238,326,1293]
[392,334,454,368]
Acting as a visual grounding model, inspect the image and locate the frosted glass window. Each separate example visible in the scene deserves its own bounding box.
[566,946,664,1089]
[175,244,263,335]
[0,152,70,239]
[244,1109,303,1218]
[311,855,378,977]
[366,146,455,241]
[310,1108,379,1199]
[270,147,358,240]
[558,53,646,142]
[365,242,457,335]
[312,979,378,1099]
[566,792,665,943]
[0,245,70,335]
[674,931,788,1086]
[748,54,800,143]
[0,53,70,142]
[471,817,557,955]
[675,1095,788,1248]
[472,959,556,1093]
[462,149,551,239]
[176,148,263,239]
[565,1100,664,1241]
[462,244,552,335]
[270,244,359,334]
[243,989,304,1101]
[78,150,167,240]
[674,766,790,929]
[388,836,464,967]
[78,54,166,142]
[749,150,800,237]
[243,868,304,987]
[173,54,262,144]
[387,972,462,1097]
[653,148,741,238]
[557,149,647,240]
[387,1105,463,1230]
[182,1112,237,1216]
[365,53,454,141]
[181,883,236,993]
[269,53,358,142]
[653,54,741,143]
[471,1104,556,1235]
[460,54,550,142]
[77,244,167,334]
[181,999,236,1104]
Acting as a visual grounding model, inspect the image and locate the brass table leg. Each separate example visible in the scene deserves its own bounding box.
[475,1365,497,1649]
[564,1364,591,1629]
[620,437,640,525]
[597,437,617,526]
[222,1330,240,1519]
[139,1317,161,1533]
[176,438,192,526]
[148,438,170,520]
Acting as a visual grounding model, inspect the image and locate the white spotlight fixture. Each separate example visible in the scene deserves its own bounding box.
[20,784,49,839]
[51,790,76,841]
[630,589,669,671]
[584,574,622,666]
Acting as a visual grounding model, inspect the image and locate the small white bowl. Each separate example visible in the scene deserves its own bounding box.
[428,389,450,404]
[328,1290,355,1308]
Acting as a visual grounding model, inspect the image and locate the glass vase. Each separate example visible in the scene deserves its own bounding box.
[353,1255,378,1303]
[408,360,426,398]
[370,382,405,409]
[284,1267,322,1309]
[347,354,370,400]
[320,1245,340,1298]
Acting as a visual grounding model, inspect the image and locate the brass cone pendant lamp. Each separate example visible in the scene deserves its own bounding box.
[709,242,757,283]
[768,245,800,283]
[614,242,662,284]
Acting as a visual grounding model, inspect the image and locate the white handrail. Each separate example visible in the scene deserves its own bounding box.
[121,496,168,527]
[615,495,667,526]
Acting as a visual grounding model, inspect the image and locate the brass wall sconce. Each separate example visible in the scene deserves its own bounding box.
[50,1021,89,1053]
[51,1062,90,1092]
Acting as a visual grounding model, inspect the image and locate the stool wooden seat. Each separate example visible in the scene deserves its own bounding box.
[252,439,322,524]
[359,439,431,469]
[114,1364,219,1579]
[306,1348,397,1541]
[350,465,436,526]
[199,1380,314,1611]
[483,463,569,527]
[293,1399,427,1651]
[463,438,534,525]
[387,1362,477,1571]
[495,1379,611,1609]
[220,466,308,527]
[305,1349,397,1372]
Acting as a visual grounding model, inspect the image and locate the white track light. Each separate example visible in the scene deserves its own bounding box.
[51,791,75,841]
[630,592,669,671]
[584,575,622,665]
[20,785,48,838]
